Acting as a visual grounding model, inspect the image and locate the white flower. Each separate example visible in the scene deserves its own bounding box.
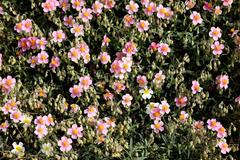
[140,87,153,99]
[20,115,32,127]
[11,142,25,156]
[41,142,53,156]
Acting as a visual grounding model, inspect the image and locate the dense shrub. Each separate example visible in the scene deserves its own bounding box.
[0,0,239,159]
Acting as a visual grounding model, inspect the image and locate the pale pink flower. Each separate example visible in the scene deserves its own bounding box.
[150,107,161,120]
[104,117,116,128]
[78,42,89,55]
[34,116,47,126]
[102,35,110,47]
[98,52,110,64]
[211,41,224,55]
[209,27,222,41]
[207,119,221,131]
[42,0,59,12]
[92,1,104,15]
[59,0,70,12]
[2,99,19,114]
[144,2,156,16]
[10,111,22,123]
[121,56,132,73]
[96,120,109,135]
[126,0,139,14]
[153,70,165,86]
[110,60,123,74]
[122,94,133,107]
[1,76,16,94]
[101,0,115,9]
[71,0,85,11]
[156,5,167,19]
[190,11,203,25]
[82,53,91,64]
[179,111,189,123]
[158,43,170,56]
[67,124,83,139]
[235,96,240,105]
[218,141,230,154]
[69,85,83,98]
[214,6,222,15]
[68,47,81,62]
[103,91,114,101]
[141,0,149,6]
[222,0,233,6]
[113,82,125,93]
[136,20,149,32]
[52,30,66,43]
[71,24,84,37]
[151,120,164,133]
[84,105,98,118]
[49,56,61,70]
[37,51,49,64]
[27,56,38,68]
[137,75,148,88]
[164,7,174,20]
[79,76,92,90]
[175,96,188,107]
[191,80,202,94]
[159,101,170,115]
[0,121,9,132]
[217,126,227,138]
[14,22,23,33]
[193,121,204,130]
[63,15,75,27]
[22,19,32,33]
[79,8,93,22]
[0,6,3,15]
[123,15,135,27]
[122,41,137,56]
[70,104,79,113]
[216,75,229,89]
[45,114,55,126]
[36,37,47,50]
[58,136,73,152]
[34,125,48,139]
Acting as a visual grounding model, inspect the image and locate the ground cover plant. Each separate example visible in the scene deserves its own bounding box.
[0,0,239,159]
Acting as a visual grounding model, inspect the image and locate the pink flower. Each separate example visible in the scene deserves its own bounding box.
[101,0,115,9]
[0,121,9,132]
[59,0,70,12]
[126,0,139,14]
[42,0,59,12]
[18,38,30,52]
[150,107,161,120]
[207,119,221,131]
[121,57,132,73]
[179,111,189,123]
[68,47,81,62]
[104,91,114,101]
[34,125,48,139]
[211,41,224,55]
[1,76,16,94]
[104,117,116,128]
[45,114,55,126]
[92,1,104,15]
[79,8,93,22]
[218,141,230,154]
[151,120,164,133]
[193,121,204,130]
[78,42,89,55]
[191,80,202,94]
[122,41,137,56]
[110,60,123,75]
[158,43,171,56]
[22,19,32,33]
[84,105,98,118]
[27,56,38,68]
[123,15,135,27]
[222,0,233,6]
[217,126,227,138]
[235,96,240,105]
[71,0,85,11]
[216,75,229,89]
[144,2,156,16]
[209,27,222,41]
[0,53,2,67]
[10,111,22,123]
[69,85,83,98]
[174,96,188,107]
[136,20,149,32]
[27,37,38,50]
[52,30,66,43]
[98,52,111,64]
[122,94,133,106]
[37,51,49,64]
[0,6,3,15]
[148,42,159,52]
[71,24,84,37]
[96,120,109,135]
[14,22,23,33]
[137,75,148,88]
[79,76,92,90]
[82,52,91,64]
[159,101,170,115]
[156,5,167,19]
[67,124,83,139]
[2,99,19,114]
[102,35,110,47]
[203,2,212,12]
[36,37,47,50]
[141,0,149,6]
[214,6,222,15]
[113,82,125,93]
[34,116,47,126]
[58,136,73,152]
[63,15,75,27]
[153,70,165,86]
[49,56,61,70]
[190,11,203,25]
